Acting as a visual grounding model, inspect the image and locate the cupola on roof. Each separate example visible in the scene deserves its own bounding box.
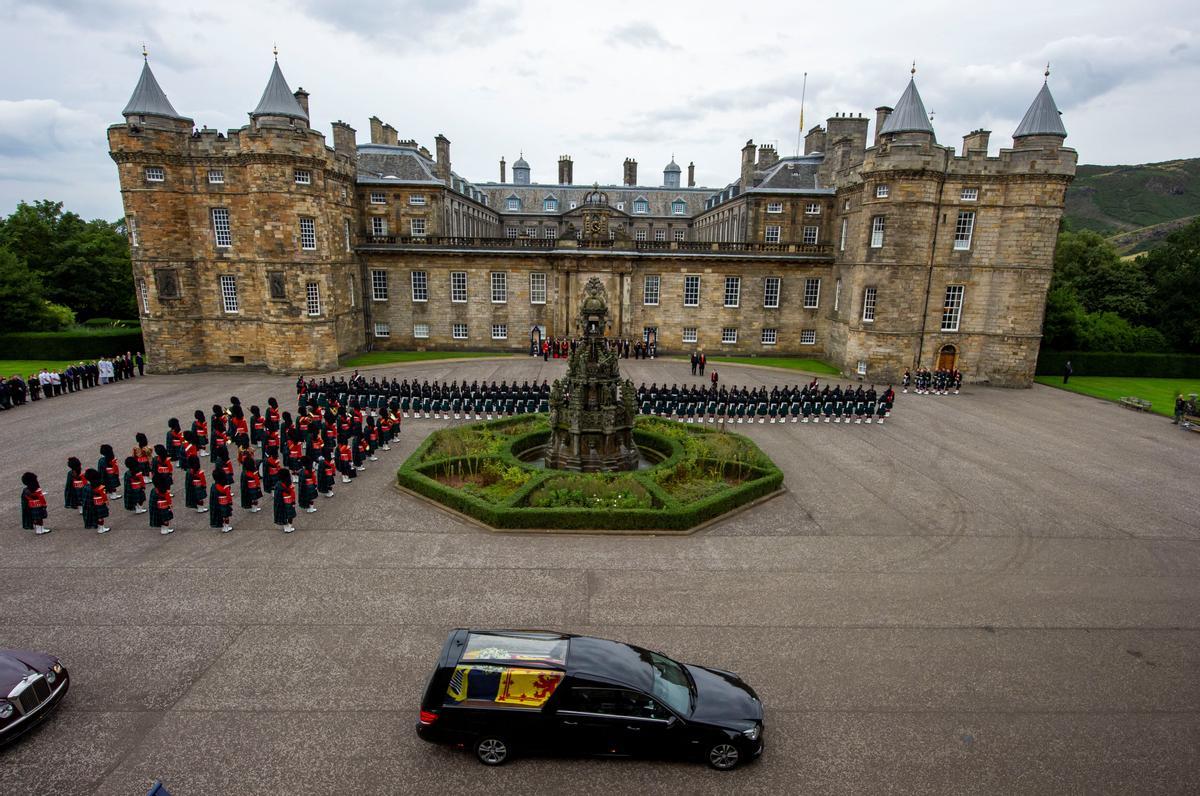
[664,158,681,172]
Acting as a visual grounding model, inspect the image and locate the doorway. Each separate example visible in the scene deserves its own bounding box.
[936,344,957,371]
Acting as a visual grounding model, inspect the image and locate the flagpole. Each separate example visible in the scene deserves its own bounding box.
[795,72,807,156]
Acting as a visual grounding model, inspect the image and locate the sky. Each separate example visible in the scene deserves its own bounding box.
[1,0,1199,221]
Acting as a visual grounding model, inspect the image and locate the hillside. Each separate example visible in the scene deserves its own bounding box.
[1064,158,1200,249]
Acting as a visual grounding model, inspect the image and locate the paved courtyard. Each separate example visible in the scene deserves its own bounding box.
[1,357,1198,795]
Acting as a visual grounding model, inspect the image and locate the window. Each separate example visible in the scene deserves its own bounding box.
[616,202,624,211]
[370,191,386,205]
[721,327,737,344]
[127,216,139,248]
[524,226,538,238]
[410,218,426,237]
[857,360,867,376]
[370,270,389,301]
[634,229,648,241]
[543,198,558,212]
[371,217,387,236]
[802,226,819,244]
[761,328,777,345]
[506,197,520,211]
[491,323,508,340]
[764,225,781,243]
[763,276,780,308]
[805,202,821,215]
[804,278,820,309]
[348,274,355,307]
[942,285,965,331]
[530,272,547,304]
[138,279,149,315]
[374,322,390,338]
[633,199,649,214]
[954,211,975,251]
[801,329,816,345]
[654,229,666,241]
[505,226,519,238]
[870,216,885,248]
[491,271,507,303]
[673,229,685,241]
[642,326,657,343]
[207,169,224,184]
[452,323,468,339]
[211,208,232,248]
[294,169,311,185]
[862,286,877,322]
[724,276,741,307]
[144,166,164,182]
[875,184,889,199]
[543,225,557,239]
[413,323,429,339]
[672,200,687,215]
[682,327,697,343]
[219,275,238,313]
[643,275,660,306]
[961,187,978,201]
[344,219,352,252]
[411,270,428,302]
[305,281,321,316]
[683,275,700,307]
[766,202,783,214]
[299,217,316,250]
[839,218,847,251]
[409,194,426,206]
[450,271,467,303]
[834,278,841,312]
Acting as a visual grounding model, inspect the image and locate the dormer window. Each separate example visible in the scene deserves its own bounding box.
[875,184,889,199]
[672,200,687,215]
[294,169,311,185]
[506,197,520,211]
[633,199,649,214]
[543,197,558,212]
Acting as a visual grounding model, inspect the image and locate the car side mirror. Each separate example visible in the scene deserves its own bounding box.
[665,715,679,728]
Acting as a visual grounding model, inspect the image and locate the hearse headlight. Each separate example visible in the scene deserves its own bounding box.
[46,669,57,685]
[0,701,13,720]
[742,724,761,741]
[52,663,62,674]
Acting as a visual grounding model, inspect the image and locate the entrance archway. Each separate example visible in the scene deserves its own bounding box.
[936,344,957,371]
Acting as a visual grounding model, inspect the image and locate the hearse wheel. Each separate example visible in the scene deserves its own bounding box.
[707,741,741,770]
[475,735,511,766]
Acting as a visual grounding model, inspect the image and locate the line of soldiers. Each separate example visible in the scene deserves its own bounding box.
[902,368,962,395]
[636,381,895,423]
[299,375,553,419]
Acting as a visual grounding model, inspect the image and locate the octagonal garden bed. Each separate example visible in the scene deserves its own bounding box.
[396,415,784,532]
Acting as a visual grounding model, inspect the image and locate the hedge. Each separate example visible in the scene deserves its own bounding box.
[396,416,784,532]
[1037,350,1200,379]
[0,329,144,360]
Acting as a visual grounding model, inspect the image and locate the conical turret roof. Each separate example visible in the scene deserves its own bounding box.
[879,78,934,136]
[1014,81,1067,138]
[251,60,308,120]
[122,60,188,120]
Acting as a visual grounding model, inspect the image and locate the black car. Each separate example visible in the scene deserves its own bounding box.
[0,649,70,745]
[416,630,764,770]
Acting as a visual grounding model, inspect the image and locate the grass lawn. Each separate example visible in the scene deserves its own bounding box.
[1035,375,1200,419]
[340,350,518,368]
[689,356,841,376]
[0,360,84,376]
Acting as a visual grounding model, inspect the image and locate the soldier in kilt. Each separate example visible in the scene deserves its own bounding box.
[20,472,50,535]
[208,467,234,533]
[122,456,147,513]
[273,468,297,533]
[148,472,174,535]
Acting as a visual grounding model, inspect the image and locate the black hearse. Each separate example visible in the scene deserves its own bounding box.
[417,630,764,770]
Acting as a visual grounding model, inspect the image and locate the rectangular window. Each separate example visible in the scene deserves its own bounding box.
[683,275,700,307]
[505,226,519,238]
[211,207,232,248]
[299,217,316,250]
[452,323,468,339]
[961,187,978,201]
[411,270,428,302]
[763,276,780,308]
[543,198,557,212]
[348,274,355,307]
[413,323,430,339]
[834,278,841,312]
[672,201,687,215]
[764,225,781,243]
[207,168,224,184]
[530,272,547,304]
[862,286,877,322]
[875,184,889,198]
[802,225,819,244]
[506,198,519,211]
[682,327,697,344]
[344,219,352,252]
[839,218,847,251]
[374,322,390,338]
[491,271,507,303]
[724,276,741,307]
[942,285,965,331]
[954,211,975,251]
[139,279,149,315]
[294,169,311,185]
[370,270,389,301]
[450,271,467,303]
[642,326,657,343]
[219,275,238,313]
[761,328,777,345]
[634,229,648,241]
[805,202,821,215]
[409,194,426,206]
[305,281,321,316]
[800,329,816,345]
[491,323,508,340]
[543,225,557,239]
[127,216,139,248]
[370,191,386,205]
[673,229,685,241]
[371,217,387,236]
[721,327,737,344]
[654,229,666,241]
[766,202,783,214]
[870,216,885,248]
[803,278,820,309]
[410,218,426,237]
[643,275,660,306]
[524,226,538,238]
[145,166,164,182]
[633,199,649,214]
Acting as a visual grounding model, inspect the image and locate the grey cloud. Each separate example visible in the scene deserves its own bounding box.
[294,0,518,50]
[0,100,101,158]
[605,22,679,51]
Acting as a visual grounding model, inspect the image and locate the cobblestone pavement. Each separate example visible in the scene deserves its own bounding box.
[2,357,1198,795]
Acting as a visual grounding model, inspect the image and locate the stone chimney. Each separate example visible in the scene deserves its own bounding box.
[434,134,451,184]
[874,106,892,146]
[757,143,778,169]
[962,129,991,156]
[804,125,826,155]
[740,140,756,189]
[687,162,695,187]
[369,116,384,144]
[500,157,506,183]
[558,155,573,185]
[381,124,398,146]
[623,157,638,186]
[292,88,310,119]
[331,121,357,163]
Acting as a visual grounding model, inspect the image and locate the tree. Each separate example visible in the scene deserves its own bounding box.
[1139,218,1200,352]
[0,246,70,331]
[1052,229,1150,320]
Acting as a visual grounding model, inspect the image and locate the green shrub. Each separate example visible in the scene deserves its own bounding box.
[1037,350,1200,378]
[0,327,144,360]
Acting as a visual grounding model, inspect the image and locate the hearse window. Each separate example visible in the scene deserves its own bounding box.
[462,632,567,665]
[562,687,670,720]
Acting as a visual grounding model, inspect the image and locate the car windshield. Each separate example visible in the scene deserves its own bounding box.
[646,650,693,715]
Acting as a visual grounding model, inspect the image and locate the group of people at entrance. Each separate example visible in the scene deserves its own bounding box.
[902,368,962,395]
[528,336,654,361]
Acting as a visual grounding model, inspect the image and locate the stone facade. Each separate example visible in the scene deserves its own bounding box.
[110,61,1075,385]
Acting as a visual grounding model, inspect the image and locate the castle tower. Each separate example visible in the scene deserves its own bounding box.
[512,153,531,184]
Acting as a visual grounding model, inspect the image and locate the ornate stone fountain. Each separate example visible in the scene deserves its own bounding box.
[544,277,640,471]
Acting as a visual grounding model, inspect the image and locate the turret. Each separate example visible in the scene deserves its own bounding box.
[1013,69,1068,150]
[877,70,935,146]
[249,56,308,130]
[121,53,192,132]
[663,157,681,188]
[512,153,530,184]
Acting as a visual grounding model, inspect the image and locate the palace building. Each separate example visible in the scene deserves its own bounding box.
[109,57,1076,385]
